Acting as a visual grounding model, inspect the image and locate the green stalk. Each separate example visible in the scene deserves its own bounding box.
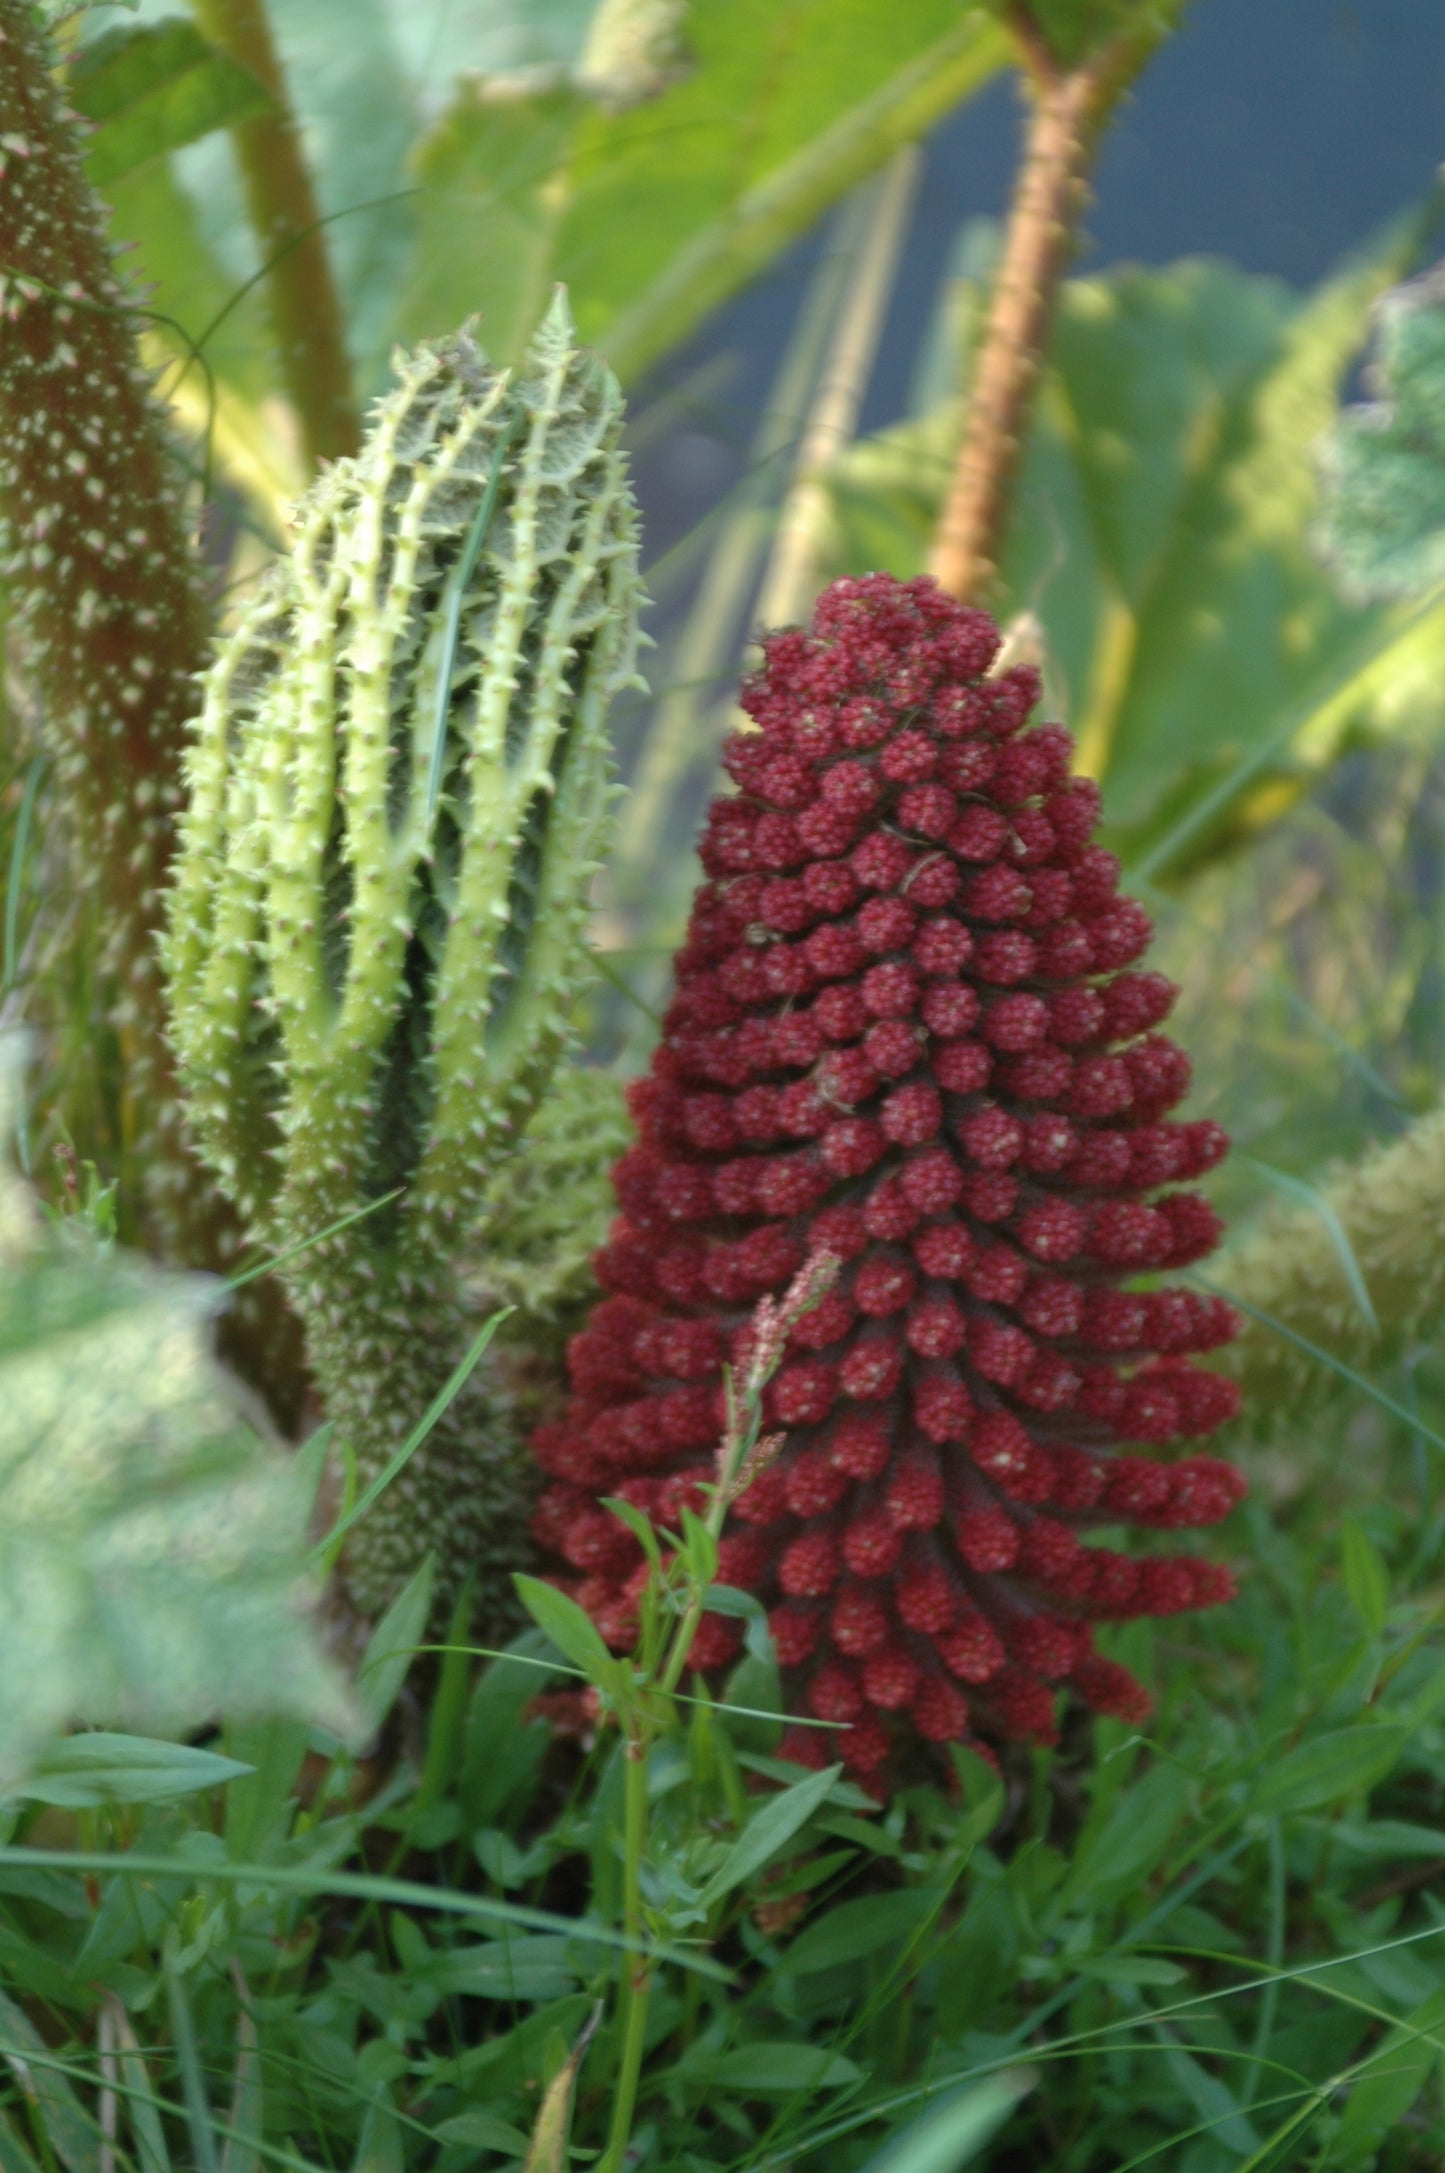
[599,1733,654,2173]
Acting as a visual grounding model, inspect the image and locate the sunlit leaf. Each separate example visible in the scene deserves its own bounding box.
[1318,273,1445,601]
[0,1038,354,1793]
[398,0,1006,378]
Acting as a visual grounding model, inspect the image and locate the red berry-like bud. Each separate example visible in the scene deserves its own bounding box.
[530,575,1241,1794]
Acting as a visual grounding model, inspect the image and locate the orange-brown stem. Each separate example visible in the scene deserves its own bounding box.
[928,14,1150,604]
[188,0,360,466]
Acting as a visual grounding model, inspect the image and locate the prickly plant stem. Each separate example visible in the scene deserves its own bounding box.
[0,0,305,1419]
[187,0,359,466]
[927,9,1152,604]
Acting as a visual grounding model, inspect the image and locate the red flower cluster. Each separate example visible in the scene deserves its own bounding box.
[531,573,1245,1788]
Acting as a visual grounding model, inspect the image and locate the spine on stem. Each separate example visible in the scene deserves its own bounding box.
[929,5,1169,604]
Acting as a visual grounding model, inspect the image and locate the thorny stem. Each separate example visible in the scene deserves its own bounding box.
[927,6,1165,604]
[0,0,306,1421]
[187,0,359,467]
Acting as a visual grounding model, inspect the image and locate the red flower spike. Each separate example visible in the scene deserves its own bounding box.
[529,574,1244,1791]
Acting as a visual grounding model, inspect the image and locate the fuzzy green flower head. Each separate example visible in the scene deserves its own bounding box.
[164,290,644,1282]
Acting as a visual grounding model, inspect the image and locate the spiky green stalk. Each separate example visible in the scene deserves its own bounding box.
[0,0,306,1420]
[1215,1102,1445,1418]
[165,295,643,1616]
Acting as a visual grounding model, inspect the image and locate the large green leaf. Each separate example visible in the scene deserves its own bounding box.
[397,0,1007,378]
[1317,274,1445,601]
[70,18,270,185]
[822,224,1445,871]
[0,1040,353,1792]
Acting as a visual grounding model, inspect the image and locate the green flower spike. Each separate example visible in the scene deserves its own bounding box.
[164,292,643,1619]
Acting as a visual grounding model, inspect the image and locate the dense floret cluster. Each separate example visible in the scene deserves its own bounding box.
[531,573,1245,1787]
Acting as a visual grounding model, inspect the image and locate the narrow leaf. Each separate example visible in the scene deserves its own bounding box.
[695,1763,842,1909]
[0,1988,96,2173]
[1250,1725,1408,1817]
[513,1574,625,1693]
[522,2007,600,2173]
[14,1734,252,1810]
[1340,1518,1390,1640]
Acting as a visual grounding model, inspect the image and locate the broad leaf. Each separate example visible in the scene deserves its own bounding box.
[1317,275,1445,601]
[513,1573,627,1697]
[354,1559,436,1735]
[397,0,1006,378]
[71,19,270,185]
[0,1039,353,1792]
[856,2073,1034,2173]
[778,1887,938,1977]
[1331,1985,1445,2165]
[701,2041,865,2093]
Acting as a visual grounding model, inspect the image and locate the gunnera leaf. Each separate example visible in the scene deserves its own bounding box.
[1317,271,1445,602]
[0,1036,355,1793]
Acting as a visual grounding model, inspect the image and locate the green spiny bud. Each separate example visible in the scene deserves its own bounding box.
[163,293,644,1617]
[1215,1101,1445,1422]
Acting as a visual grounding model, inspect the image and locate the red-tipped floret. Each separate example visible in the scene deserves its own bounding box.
[530,574,1245,1793]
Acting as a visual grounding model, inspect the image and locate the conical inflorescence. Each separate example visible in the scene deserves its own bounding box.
[531,572,1245,1789]
[164,294,643,1618]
